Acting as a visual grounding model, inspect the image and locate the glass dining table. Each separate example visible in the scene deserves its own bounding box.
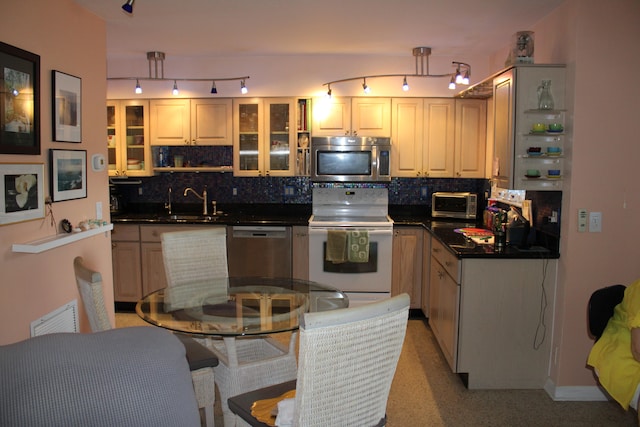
[135,276,349,337]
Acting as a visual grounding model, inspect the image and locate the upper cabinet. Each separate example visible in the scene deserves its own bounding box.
[392,98,485,178]
[149,98,233,146]
[107,100,153,177]
[233,98,296,177]
[490,65,566,190]
[311,97,391,137]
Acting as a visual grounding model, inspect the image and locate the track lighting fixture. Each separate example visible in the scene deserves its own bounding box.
[322,47,471,95]
[448,76,456,90]
[107,52,250,96]
[121,0,134,14]
[362,79,370,94]
[326,85,332,98]
[240,79,248,94]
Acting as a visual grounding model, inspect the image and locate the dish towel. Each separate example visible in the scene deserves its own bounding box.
[348,230,369,263]
[326,230,348,263]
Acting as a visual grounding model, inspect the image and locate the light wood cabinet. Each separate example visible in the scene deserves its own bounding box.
[111,224,142,302]
[149,98,233,146]
[312,97,391,137]
[491,65,566,190]
[428,238,460,370]
[233,98,296,177]
[454,99,487,178]
[421,229,431,315]
[391,98,455,177]
[107,100,153,177]
[392,98,486,178]
[391,227,423,309]
[112,224,217,302]
[292,225,309,280]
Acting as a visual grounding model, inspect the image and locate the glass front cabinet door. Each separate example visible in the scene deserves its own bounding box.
[107,100,152,177]
[233,98,295,177]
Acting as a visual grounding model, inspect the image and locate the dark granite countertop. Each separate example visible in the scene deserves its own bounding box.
[111,203,559,259]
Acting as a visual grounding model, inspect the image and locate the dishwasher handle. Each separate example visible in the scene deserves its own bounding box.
[231,226,288,238]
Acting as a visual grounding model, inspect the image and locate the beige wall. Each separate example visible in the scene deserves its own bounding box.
[0,0,112,344]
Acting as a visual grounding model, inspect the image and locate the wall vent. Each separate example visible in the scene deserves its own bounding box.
[30,300,79,337]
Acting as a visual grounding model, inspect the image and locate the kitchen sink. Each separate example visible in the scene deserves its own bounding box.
[155,213,227,223]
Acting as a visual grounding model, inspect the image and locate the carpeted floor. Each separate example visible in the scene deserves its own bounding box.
[116,313,637,426]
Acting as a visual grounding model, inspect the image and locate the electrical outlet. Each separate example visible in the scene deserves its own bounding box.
[578,208,587,232]
[232,188,238,196]
[420,186,428,198]
[284,186,294,197]
[589,212,602,232]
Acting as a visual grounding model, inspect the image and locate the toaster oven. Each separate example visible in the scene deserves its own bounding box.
[431,192,477,220]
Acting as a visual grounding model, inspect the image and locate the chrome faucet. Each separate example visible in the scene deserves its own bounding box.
[165,187,172,214]
[183,186,208,215]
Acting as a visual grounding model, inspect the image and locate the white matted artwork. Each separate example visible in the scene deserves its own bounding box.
[52,70,81,143]
[49,149,86,202]
[0,162,45,225]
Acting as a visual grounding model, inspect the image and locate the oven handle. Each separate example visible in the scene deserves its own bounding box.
[308,227,393,236]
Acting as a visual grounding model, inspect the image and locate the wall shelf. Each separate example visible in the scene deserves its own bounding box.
[12,224,114,254]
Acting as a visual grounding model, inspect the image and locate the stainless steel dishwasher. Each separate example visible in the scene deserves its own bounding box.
[226,226,292,278]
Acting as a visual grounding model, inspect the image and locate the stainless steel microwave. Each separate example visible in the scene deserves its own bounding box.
[310,136,391,182]
[432,192,478,219]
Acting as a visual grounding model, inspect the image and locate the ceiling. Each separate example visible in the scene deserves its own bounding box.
[74,0,565,61]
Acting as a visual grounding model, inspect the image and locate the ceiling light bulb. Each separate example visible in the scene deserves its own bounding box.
[210,81,217,94]
[362,79,370,94]
[455,68,464,85]
[11,88,19,97]
[462,70,470,85]
[172,80,179,96]
[402,77,409,91]
[134,79,142,94]
[448,76,456,90]
[122,0,134,14]
[240,80,248,94]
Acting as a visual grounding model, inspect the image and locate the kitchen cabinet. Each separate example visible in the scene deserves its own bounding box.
[392,98,485,178]
[233,98,296,177]
[454,99,487,178]
[421,229,432,316]
[392,227,423,309]
[428,238,460,370]
[295,99,311,176]
[149,98,233,146]
[111,224,142,302]
[311,97,391,137]
[427,234,558,388]
[491,65,566,190]
[107,100,153,177]
[111,224,215,302]
[292,225,309,280]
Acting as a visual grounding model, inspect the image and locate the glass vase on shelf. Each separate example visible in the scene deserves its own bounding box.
[537,80,554,110]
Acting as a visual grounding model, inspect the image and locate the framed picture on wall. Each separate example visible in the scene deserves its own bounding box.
[0,42,40,155]
[49,149,87,202]
[0,163,45,225]
[52,70,82,143]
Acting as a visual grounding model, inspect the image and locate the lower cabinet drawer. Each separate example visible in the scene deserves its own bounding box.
[431,238,460,283]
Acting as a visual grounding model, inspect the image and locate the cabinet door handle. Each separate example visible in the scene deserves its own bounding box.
[437,269,445,279]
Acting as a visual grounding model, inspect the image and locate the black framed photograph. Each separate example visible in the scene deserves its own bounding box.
[0,42,40,155]
[52,70,81,143]
[49,149,86,202]
[0,163,45,225]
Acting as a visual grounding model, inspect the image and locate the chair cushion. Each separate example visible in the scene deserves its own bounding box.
[228,380,297,427]
[175,333,219,370]
[0,327,200,427]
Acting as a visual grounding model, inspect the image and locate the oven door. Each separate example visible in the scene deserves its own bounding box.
[308,226,392,304]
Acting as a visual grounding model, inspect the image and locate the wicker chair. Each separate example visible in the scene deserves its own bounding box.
[228,293,410,427]
[160,228,298,427]
[73,256,217,427]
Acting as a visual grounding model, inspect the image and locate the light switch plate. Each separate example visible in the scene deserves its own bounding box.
[589,212,602,232]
